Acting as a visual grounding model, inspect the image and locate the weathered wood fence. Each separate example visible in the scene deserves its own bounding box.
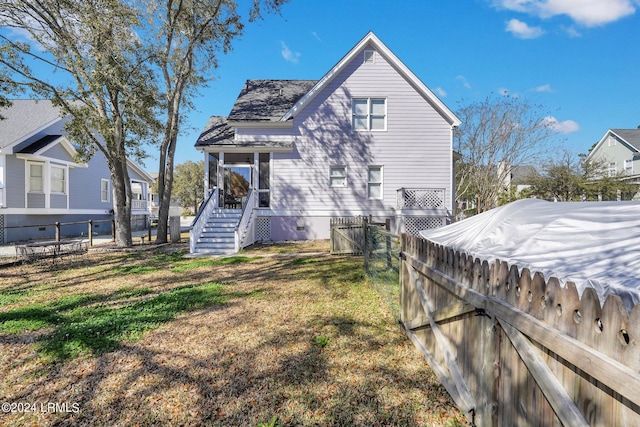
[400,233,640,426]
[330,217,365,254]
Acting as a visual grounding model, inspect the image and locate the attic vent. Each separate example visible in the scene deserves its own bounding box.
[364,49,375,64]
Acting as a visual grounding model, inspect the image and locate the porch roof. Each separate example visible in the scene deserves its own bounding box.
[195,116,293,151]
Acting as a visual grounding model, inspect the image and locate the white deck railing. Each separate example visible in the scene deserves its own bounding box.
[235,189,257,252]
[397,188,445,210]
[190,188,218,253]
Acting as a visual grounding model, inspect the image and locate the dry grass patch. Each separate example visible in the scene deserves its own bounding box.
[0,241,468,426]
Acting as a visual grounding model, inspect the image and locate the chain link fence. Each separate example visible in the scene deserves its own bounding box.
[364,222,401,319]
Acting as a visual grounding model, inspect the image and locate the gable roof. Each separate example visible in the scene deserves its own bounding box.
[587,128,640,161]
[0,100,66,152]
[227,80,318,122]
[610,128,640,151]
[281,31,461,127]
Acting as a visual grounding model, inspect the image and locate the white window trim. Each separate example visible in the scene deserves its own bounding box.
[624,159,633,173]
[364,49,375,64]
[367,165,383,200]
[329,165,347,188]
[352,97,387,132]
[101,179,111,202]
[608,162,617,177]
[27,162,45,193]
[50,165,67,195]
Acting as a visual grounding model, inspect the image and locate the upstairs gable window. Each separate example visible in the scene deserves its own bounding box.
[352,98,386,131]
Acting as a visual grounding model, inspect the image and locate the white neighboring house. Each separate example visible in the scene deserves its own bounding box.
[192,32,461,254]
[0,100,154,243]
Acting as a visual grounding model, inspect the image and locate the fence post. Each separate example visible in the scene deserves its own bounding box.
[385,218,392,269]
[88,220,94,247]
[55,222,60,241]
[363,217,369,272]
[111,219,115,242]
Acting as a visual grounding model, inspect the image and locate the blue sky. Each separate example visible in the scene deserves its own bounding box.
[7,0,640,170]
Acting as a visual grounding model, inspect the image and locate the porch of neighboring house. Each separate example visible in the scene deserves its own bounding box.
[130,180,151,230]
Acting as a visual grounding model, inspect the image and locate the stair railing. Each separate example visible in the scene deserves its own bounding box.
[190,188,218,253]
[235,188,257,252]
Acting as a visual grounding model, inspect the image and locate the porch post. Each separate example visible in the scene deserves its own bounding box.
[253,152,259,190]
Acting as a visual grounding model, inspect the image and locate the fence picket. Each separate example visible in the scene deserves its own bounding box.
[400,233,640,426]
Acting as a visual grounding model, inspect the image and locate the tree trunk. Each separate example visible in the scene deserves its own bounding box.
[111,156,133,247]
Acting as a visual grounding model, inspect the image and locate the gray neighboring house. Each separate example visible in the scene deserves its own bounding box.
[587,128,640,182]
[192,32,461,255]
[0,99,154,243]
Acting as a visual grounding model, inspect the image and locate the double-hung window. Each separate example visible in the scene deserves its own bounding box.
[608,162,617,177]
[29,163,44,193]
[625,159,634,174]
[367,166,383,199]
[51,166,66,194]
[330,166,347,188]
[101,179,110,202]
[352,98,386,131]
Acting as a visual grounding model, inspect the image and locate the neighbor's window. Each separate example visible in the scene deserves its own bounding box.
[50,166,66,194]
[330,166,347,187]
[608,162,617,177]
[368,166,383,199]
[352,98,386,131]
[29,163,44,192]
[625,159,633,173]
[101,179,110,202]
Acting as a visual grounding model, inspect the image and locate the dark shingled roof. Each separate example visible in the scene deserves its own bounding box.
[611,128,640,151]
[195,116,235,147]
[15,134,62,154]
[227,79,318,122]
[195,80,318,148]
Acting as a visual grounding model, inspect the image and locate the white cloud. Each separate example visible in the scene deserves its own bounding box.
[542,116,580,134]
[534,83,553,92]
[562,25,582,37]
[456,75,472,89]
[506,18,546,38]
[311,32,322,42]
[280,41,301,64]
[435,87,447,97]
[494,0,637,27]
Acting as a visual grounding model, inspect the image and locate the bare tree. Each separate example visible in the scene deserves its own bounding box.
[454,95,558,214]
[0,0,160,246]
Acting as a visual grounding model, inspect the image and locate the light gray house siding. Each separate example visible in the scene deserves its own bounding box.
[193,32,460,250]
[236,44,453,238]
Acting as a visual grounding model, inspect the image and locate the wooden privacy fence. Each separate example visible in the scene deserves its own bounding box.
[330,217,366,254]
[400,233,640,427]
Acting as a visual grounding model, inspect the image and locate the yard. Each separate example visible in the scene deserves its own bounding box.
[0,240,467,426]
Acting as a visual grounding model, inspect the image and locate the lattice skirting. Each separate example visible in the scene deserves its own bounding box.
[0,215,4,244]
[255,217,271,241]
[403,216,446,236]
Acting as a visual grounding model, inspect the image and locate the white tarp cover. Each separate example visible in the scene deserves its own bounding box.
[419,198,640,313]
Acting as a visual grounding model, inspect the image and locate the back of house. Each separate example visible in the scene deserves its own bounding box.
[192,32,460,254]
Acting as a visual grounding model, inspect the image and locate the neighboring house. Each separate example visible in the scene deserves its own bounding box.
[587,128,640,180]
[192,32,461,254]
[586,128,640,200]
[0,100,154,243]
